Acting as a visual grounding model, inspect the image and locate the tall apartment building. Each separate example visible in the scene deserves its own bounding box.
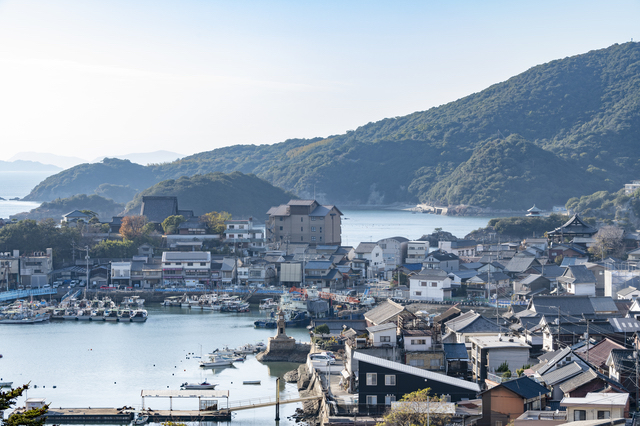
[266,200,342,248]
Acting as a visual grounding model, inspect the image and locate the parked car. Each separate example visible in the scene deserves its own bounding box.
[309,354,335,364]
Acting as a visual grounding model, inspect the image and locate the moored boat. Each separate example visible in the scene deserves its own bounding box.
[199,354,234,368]
[130,309,148,322]
[180,380,217,390]
[104,309,119,321]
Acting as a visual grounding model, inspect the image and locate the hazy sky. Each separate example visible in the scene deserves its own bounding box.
[0,0,637,162]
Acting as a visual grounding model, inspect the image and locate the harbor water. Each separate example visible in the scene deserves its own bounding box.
[0,304,311,425]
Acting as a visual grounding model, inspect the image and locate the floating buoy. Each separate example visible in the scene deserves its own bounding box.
[114,382,116,384]
[53,386,56,389]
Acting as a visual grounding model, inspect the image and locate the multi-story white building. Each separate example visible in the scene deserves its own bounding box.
[19,248,53,287]
[161,251,211,286]
[405,241,429,264]
[224,218,266,255]
[408,268,452,302]
[352,242,385,279]
[377,237,408,271]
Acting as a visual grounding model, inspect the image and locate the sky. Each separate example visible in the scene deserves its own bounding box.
[0,0,638,162]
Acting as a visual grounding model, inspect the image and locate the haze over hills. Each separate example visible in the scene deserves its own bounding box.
[22,43,640,211]
[11,150,183,170]
[90,150,183,166]
[0,160,61,172]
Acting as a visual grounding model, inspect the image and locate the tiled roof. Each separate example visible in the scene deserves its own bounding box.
[505,256,539,273]
[609,317,640,333]
[559,369,628,394]
[367,322,396,333]
[355,242,378,253]
[443,343,469,360]
[492,376,550,399]
[140,196,179,223]
[583,338,625,369]
[540,362,585,386]
[364,299,407,325]
[353,352,480,392]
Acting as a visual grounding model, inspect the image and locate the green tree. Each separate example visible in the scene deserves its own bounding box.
[161,215,185,235]
[377,388,452,426]
[1,384,48,426]
[314,324,330,334]
[201,211,231,234]
[91,240,137,258]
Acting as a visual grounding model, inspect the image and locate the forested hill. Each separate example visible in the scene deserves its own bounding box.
[123,172,297,220]
[24,42,640,210]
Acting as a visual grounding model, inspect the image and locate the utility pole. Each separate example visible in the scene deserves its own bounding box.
[275,377,280,421]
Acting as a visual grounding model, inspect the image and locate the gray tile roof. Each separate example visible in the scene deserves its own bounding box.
[364,299,407,325]
[413,268,449,280]
[355,242,378,253]
[505,256,540,273]
[493,376,551,399]
[540,361,585,386]
[445,311,507,334]
[141,196,179,223]
[443,343,469,360]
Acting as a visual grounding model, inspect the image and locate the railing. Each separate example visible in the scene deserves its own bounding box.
[0,288,57,302]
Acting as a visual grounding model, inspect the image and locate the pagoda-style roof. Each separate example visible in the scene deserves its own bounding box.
[527,205,542,216]
[547,214,597,239]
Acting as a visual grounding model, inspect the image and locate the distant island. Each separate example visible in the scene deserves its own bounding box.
[0,160,62,173]
[18,42,640,214]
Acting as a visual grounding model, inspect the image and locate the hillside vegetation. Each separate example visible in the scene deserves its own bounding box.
[11,194,124,222]
[124,172,296,220]
[23,43,640,210]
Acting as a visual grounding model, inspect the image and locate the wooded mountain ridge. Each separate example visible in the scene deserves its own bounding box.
[23,42,640,211]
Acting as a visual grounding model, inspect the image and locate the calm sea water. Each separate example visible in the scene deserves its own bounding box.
[0,171,490,241]
[0,304,310,425]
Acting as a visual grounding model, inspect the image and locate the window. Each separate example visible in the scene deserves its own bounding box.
[301,227,304,232]
[409,359,424,367]
[414,291,422,296]
[597,411,610,419]
[200,263,206,266]
[366,373,377,386]
[380,244,386,249]
[301,217,304,222]
[385,375,396,386]
[431,282,437,287]
[311,236,316,241]
[320,237,322,241]
[380,336,391,342]
[375,253,379,257]
[421,281,427,287]
[366,395,377,405]
[319,227,322,232]
[311,217,316,221]
[279,226,283,231]
[279,217,283,221]
[385,395,396,405]
[187,262,193,266]
[430,359,440,368]
[300,237,303,241]
[574,410,586,421]
[311,227,316,232]
[412,339,426,345]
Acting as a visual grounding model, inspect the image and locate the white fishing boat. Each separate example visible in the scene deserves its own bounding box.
[130,309,148,322]
[76,308,92,320]
[118,308,132,322]
[104,309,119,321]
[90,308,105,321]
[0,381,13,388]
[243,380,261,385]
[199,354,234,368]
[259,298,279,310]
[180,380,217,390]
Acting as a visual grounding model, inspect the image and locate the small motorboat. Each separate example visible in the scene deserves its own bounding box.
[181,380,217,390]
[199,354,234,368]
[243,380,261,385]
